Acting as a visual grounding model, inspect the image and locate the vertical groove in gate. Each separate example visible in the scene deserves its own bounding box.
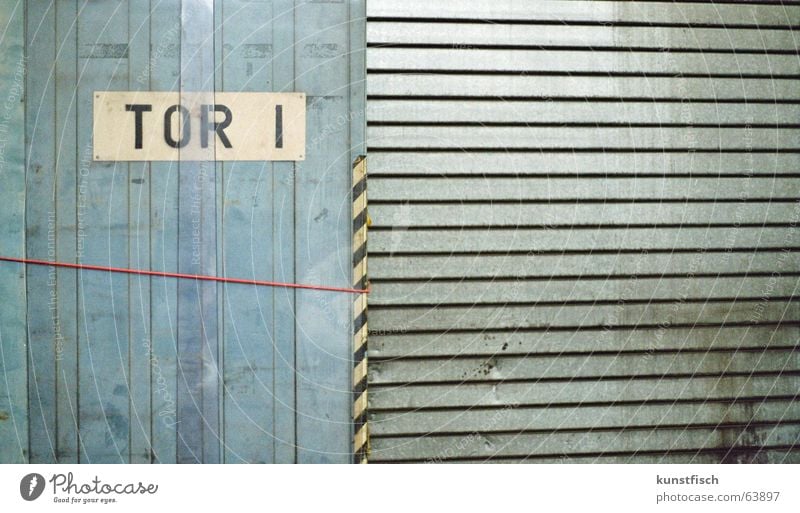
[352,156,369,463]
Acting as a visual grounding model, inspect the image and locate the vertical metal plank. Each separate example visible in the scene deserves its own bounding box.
[213,0,225,464]
[54,0,79,463]
[295,0,352,463]
[219,0,276,464]
[25,0,57,463]
[177,0,220,463]
[348,0,366,461]
[0,0,28,464]
[127,0,152,464]
[271,0,296,463]
[76,1,130,463]
[148,0,180,464]
[349,0,366,162]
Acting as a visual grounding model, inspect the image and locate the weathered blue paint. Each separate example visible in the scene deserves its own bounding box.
[220,0,276,464]
[148,0,181,465]
[294,1,362,463]
[0,0,28,465]
[127,0,153,464]
[0,0,365,464]
[54,0,79,465]
[176,0,220,465]
[76,0,131,464]
[271,0,298,464]
[25,0,57,463]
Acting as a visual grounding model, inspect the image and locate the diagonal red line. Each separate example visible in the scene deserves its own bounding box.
[0,256,369,295]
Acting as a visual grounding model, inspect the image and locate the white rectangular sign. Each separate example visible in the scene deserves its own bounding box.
[93,91,305,161]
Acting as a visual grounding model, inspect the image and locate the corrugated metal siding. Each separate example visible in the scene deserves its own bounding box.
[0,0,365,464]
[365,0,800,463]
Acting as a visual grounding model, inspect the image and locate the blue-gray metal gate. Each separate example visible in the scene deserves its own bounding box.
[0,0,365,463]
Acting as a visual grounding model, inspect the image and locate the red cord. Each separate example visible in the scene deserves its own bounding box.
[0,256,369,295]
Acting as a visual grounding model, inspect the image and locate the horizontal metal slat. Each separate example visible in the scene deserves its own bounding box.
[368,375,800,409]
[367,152,800,176]
[369,400,800,436]
[369,424,800,461]
[369,300,800,331]
[368,48,800,75]
[368,325,800,358]
[367,1,800,27]
[368,22,800,50]
[369,276,800,306]
[369,177,800,201]
[368,100,800,125]
[370,227,800,253]
[368,349,799,384]
[369,252,800,280]
[368,126,800,150]
[370,203,800,227]
[431,450,800,463]
[367,74,800,99]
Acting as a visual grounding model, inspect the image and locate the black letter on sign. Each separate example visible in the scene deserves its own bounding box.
[200,104,232,149]
[125,104,152,149]
[164,105,190,148]
[275,105,283,149]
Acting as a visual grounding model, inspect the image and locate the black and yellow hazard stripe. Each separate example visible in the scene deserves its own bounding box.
[352,155,369,463]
